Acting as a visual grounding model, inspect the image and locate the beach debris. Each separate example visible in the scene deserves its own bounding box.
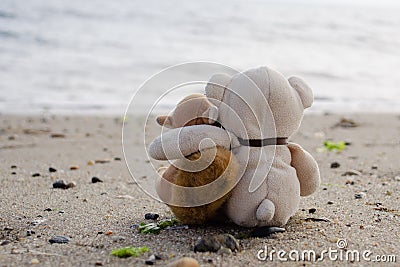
[145,254,162,265]
[309,208,317,214]
[167,257,199,267]
[50,133,65,138]
[342,170,362,176]
[48,167,57,173]
[373,206,398,213]
[194,234,240,253]
[91,177,103,183]
[138,218,179,234]
[333,118,359,128]
[110,246,149,258]
[87,160,94,166]
[49,236,70,244]
[52,180,76,189]
[354,192,366,199]
[323,141,346,152]
[0,240,11,246]
[304,217,331,222]
[32,173,41,177]
[69,165,79,170]
[345,179,355,185]
[144,213,159,220]
[330,162,340,168]
[95,159,111,164]
[251,226,286,238]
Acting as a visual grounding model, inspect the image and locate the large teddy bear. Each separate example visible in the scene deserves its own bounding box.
[149,66,320,227]
[154,93,239,225]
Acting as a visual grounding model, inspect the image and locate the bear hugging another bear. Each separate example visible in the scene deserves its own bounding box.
[149,66,321,228]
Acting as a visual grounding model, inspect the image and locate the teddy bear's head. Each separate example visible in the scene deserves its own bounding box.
[204,67,313,139]
[156,93,218,128]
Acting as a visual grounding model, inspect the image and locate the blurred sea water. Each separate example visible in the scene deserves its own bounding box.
[1,0,400,114]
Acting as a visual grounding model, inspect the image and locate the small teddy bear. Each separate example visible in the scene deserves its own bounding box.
[150,66,321,227]
[154,93,239,225]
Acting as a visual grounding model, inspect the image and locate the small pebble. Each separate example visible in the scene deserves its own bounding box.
[0,240,11,246]
[31,258,40,264]
[69,165,79,170]
[145,255,156,265]
[355,192,366,199]
[371,165,378,170]
[87,160,94,166]
[44,208,52,212]
[49,167,57,173]
[58,210,65,214]
[194,234,240,252]
[145,213,159,220]
[53,180,68,189]
[11,172,16,175]
[346,223,351,227]
[94,262,104,266]
[114,157,121,161]
[92,177,103,183]
[251,226,286,237]
[330,162,340,169]
[309,208,317,214]
[167,257,199,267]
[394,176,400,182]
[66,182,76,189]
[11,165,17,169]
[32,173,41,177]
[49,236,70,244]
[327,201,334,205]
[217,247,232,255]
[26,230,35,236]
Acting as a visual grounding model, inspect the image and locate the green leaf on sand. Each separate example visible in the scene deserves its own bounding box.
[323,141,346,151]
[138,218,179,234]
[111,246,149,258]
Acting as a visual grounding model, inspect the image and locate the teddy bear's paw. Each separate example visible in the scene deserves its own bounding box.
[256,199,275,222]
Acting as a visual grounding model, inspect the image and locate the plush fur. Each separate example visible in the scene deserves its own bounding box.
[154,94,239,225]
[150,66,321,227]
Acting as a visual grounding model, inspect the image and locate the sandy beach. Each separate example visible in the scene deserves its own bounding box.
[0,113,399,266]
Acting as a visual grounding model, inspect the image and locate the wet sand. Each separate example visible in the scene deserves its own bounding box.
[0,113,399,266]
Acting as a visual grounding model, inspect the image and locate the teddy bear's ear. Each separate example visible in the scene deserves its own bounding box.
[156,115,172,128]
[202,105,219,124]
[205,73,231,104]
[288,76,314,109]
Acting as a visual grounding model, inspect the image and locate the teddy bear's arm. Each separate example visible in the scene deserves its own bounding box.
[287,143,321,196]
[149,125,238,160]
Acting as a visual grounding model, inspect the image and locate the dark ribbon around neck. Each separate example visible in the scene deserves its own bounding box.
[237,137,288,147]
